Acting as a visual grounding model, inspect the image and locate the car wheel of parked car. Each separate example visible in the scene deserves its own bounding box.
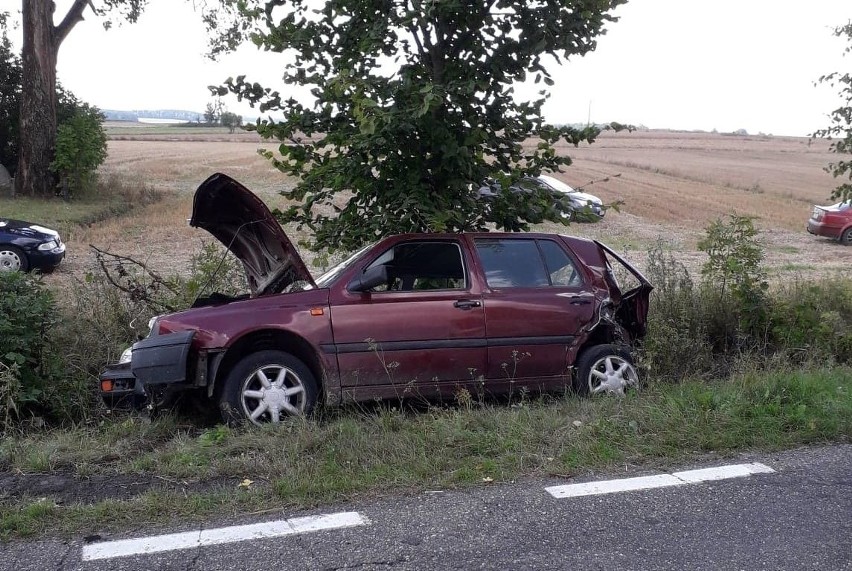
[841,228,852,246]
[574,344,639,396]
[0,245,27,272]
[219,350,318,426]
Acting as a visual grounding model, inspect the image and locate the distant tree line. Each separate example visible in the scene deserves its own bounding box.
[203,99,243,133]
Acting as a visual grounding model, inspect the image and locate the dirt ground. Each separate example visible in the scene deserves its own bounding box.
[48,130,851,288]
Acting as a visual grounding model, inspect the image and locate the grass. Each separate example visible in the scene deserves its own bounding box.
[1,366,849,539]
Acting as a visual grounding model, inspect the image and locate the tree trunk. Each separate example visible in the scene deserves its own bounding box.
[14,0,89,197]
[15,0,59,197]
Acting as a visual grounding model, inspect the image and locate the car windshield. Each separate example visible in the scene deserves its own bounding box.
[538,175,576,194]
[314,243,374,288]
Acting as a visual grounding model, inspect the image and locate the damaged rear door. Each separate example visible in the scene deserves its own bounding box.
[472,236,597,385]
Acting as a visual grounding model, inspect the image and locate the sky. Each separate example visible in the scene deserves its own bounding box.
[2,0,851,136]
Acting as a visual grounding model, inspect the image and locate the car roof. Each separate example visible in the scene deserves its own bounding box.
[383,232,594,244]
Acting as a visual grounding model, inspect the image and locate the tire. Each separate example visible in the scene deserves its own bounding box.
[840,227,852,246]
[219,350,318,426]
[0,245,28,272]
[574,344,639,396]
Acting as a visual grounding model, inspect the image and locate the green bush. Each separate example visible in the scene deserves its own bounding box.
[697,215,769,349]
[770,279,852,364]
[50,104,107,199]
[0,272,87,427]
[640,241,714,381]
[642,221,852,382]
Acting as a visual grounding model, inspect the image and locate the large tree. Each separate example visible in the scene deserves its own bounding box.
[210,0,628,252]
[814,21,852,202]
[13,0,144,197]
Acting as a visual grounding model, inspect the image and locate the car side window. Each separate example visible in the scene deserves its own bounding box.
[538,239,583,287]
[474,239,549,288]
[365,241,466,292]
[475,238,583,288]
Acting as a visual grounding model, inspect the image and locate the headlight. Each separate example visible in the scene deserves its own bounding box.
[118,347,132,364]
[37,240,58,251]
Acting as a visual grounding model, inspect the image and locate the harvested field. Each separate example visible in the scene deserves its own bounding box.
[49,129,851,287]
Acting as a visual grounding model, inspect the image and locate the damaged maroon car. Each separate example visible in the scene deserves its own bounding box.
[100,173,653,425]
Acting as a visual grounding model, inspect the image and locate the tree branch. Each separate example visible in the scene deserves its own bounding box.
[90,244,179,312]
[54,0,90,47]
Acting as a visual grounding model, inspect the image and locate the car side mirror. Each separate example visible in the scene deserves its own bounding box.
[347,264,388,293]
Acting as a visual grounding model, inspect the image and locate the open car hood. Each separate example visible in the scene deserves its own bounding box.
[191,173,317,296]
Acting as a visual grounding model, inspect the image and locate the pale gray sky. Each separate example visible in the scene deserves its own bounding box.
[3,0,851,136]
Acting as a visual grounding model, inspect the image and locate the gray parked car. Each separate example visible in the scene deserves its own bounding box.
[478,175,605,221]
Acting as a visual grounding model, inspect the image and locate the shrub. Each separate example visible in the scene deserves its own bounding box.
[50,104,108,199]
[697,214,769,349]
[640,240,714,381]
[770,278,852,364]
[0,272,86,426]
[643,224,852,383]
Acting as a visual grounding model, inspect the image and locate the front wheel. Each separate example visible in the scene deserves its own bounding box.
[219,350,318,426]
[840,227,852,246]
[574,344,639,396]
[0,246,28,272]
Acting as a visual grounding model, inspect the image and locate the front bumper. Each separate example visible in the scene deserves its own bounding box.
[29,243,65,271]
[99,363,146,409]
[99,330,196,408]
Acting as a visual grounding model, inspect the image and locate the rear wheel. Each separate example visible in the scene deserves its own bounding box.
[574,344,639,396]
[0,246,27,272]
[219,350,318,426]
[840,228,852,246]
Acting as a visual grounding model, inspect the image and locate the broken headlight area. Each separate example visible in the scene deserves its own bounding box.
[99,364,146,410]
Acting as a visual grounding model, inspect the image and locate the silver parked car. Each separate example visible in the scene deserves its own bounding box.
[478,175,605,221]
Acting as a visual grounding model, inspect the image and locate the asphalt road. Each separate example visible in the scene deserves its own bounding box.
[3,445,850,570]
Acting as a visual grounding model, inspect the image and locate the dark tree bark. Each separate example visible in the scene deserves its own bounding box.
[14,0,87,197]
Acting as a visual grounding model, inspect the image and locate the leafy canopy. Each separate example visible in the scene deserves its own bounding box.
[814,21,852,202]
[210,0,628,252]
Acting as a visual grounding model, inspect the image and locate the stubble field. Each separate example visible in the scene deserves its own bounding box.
[52,128,851,284]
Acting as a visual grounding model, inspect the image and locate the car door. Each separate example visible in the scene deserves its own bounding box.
[327,238,487,400]
[472,237,597,385]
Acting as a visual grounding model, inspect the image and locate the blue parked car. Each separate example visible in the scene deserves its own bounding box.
[0,218,65,272]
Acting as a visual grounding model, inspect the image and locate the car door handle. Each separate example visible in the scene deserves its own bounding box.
[453,299,482,310]
[570,299,592,305]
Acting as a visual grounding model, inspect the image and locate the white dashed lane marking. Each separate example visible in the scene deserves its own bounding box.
[545,462,775,499]
[81,463,776,560]
[82,511,369,561]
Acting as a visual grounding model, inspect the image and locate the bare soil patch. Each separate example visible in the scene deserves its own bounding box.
[0,471,233,505]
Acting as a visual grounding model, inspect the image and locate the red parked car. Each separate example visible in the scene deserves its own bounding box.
[100,173,652,425]
[807,200,852,245]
